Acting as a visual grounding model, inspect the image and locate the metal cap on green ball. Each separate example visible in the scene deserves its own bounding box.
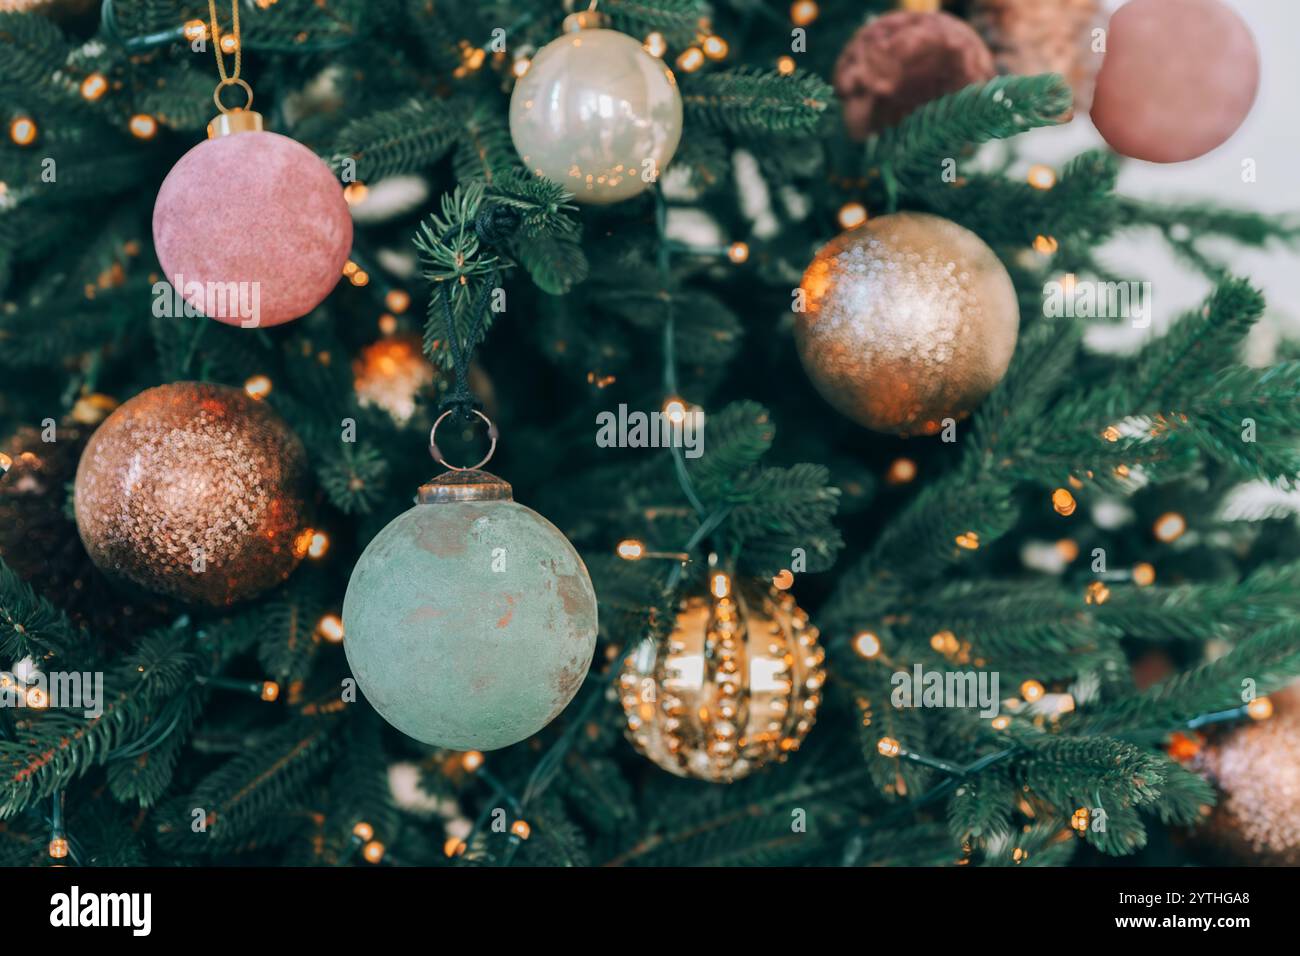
[416,469,512,504]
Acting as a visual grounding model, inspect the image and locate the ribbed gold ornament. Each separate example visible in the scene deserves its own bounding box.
[620,578,825,783]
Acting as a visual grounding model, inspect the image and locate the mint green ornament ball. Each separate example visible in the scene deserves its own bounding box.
[343,470,597,750]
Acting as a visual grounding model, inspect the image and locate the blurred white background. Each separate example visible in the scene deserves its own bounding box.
[1014,0,1300,351]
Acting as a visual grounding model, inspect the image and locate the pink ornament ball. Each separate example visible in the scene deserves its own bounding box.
[152,130,353,328]
[1090,0,1259,164]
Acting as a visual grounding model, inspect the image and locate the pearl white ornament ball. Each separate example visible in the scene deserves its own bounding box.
[509,27,683,204]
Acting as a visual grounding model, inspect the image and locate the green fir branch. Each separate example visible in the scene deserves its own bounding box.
[683,68,834,137]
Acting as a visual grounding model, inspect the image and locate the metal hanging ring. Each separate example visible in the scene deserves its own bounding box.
[213,77,254,115]
[429,409,497,472]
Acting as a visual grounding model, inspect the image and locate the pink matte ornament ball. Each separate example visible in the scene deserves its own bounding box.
[1090,0,1259,164]
[152,130,353,328]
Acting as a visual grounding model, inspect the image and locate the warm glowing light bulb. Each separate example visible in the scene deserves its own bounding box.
[10,117,37,146]
[350,270,370,287]
[510,820,531,840]
[260,681,280,702]
[462,751,485,772]
[129,114,158,140]
[710,572,731,599]
[991,715,1010,730]
[362,840,385,863]
[343,260,358,277]
[243,374,272,400]
[886,457,916,485]
[1027,164,1056,190]
[1071,808,1089,831]
[676,47,705,72]
[80,73,108,101]
[877,736,900,758]
[444,837,466,857]
[307,532,329,559]
[838,202,868,230]
[930,630,958,655]
[1020,680,1045,702]
[512,57,531,78]
[1154,512,1186,542]
[643,32,667,58]
[317,613,344,643]
[1168,731,1200,760]
[1052,488,1076,516]
[791,1,819,26]
[352,821,374,841]
[48,837,69,859]
[772,569,794,590]
[955,531,980,550]
[1132,562,1155,587]
[702,35,728,60]
[727,241,749,263]
[616,539,645,560]
[343,182,368,205]
[220,34,239,54]
[1248,697,1274,721]
[776,56,796,75]
[853,631,881,659]
[1033,234,1058,254]
[1084,580,1110,605]
[377,289,407,315]
[663,396,687,424]
[183,20,208,42]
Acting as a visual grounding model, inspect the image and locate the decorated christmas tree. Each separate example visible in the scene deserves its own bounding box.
[2,0,1299,875]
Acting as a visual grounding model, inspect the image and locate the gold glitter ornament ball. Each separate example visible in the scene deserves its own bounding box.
[619,577,825,783]
[796,212,1019,436]
[73,382,312,607]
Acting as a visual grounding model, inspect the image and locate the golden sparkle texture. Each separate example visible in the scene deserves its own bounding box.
[795,212,1018,436]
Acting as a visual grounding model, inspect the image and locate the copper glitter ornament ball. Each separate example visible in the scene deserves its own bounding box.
[1195,684,1300,865]
[73,382,312,606]
[619,577,824,783]
[1090,0,1259,164]
[833,11,996,141]
[796,212,1019,436]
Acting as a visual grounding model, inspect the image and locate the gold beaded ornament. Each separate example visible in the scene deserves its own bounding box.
[620,574,825,783]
